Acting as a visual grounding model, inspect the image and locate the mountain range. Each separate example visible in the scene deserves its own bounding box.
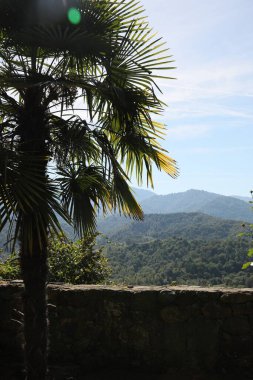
[0,189,252,251]
[132,188,253,223]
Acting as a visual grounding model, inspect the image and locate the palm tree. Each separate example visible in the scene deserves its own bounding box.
[0,0,177,379]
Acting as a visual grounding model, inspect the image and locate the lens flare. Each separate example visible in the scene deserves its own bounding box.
[67,8,81,25]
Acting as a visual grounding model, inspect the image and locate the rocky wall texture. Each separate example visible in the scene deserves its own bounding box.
[1,283,253,379]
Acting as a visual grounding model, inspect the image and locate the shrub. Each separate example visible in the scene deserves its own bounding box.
[0,234,110,284]
[0,251,20,280]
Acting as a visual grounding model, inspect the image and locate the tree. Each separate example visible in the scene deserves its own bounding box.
[0,1,177,379]
[0,234,111,284]
[48,234,111,284]
[0,250,20,280]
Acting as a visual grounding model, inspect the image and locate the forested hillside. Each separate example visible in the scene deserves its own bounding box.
[106,238,252,287]
[98,212,244,242]
[1,212,245,249]
[99,212,252,287]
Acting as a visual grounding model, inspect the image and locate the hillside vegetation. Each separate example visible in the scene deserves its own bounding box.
[100,212,253,287]
[106,238,252,287]
[98,212,244,242]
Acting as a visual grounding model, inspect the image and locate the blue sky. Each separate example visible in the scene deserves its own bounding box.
[135,0,253,196]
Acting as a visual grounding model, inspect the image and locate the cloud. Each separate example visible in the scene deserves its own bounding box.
[166,124,211,140]
[144,0,253,123]
[159,61,253,103]
[164,104,253,121]
[153,61,253,121]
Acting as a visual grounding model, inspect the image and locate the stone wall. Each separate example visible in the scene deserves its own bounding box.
[1,283,253,379]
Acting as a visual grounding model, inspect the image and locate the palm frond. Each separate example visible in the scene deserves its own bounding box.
[111,171,143,220]
[49,115,99,165]
[0,148,69,252]
[57,164,111,236]
[111,119,178,185]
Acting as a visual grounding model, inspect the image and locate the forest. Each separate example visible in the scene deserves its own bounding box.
[105,237,252,287]
[99,212,253,287]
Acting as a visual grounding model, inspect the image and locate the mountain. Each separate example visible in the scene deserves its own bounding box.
[138,189,253,223]
[131,187,155,202]
[98,212,244,243]
[232,195,252,203]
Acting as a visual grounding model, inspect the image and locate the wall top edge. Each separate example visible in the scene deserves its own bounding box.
[1,281,253,295]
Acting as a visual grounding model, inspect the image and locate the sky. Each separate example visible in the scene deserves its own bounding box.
[135,0,253,197]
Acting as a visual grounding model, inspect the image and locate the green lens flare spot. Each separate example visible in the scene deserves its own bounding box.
[68,8,81,25]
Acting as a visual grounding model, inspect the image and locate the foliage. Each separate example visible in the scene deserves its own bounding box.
[241,191,253,270]
[0,250,20,280]
[0,235,110,284]
[48,234,110,284]
[98,212,246,243]
[102,210,252,287]
[105,237,253,287]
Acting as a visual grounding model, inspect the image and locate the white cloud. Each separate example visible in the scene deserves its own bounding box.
[151,60,253,121]
[164,104,253,121]
[167,124,211,140]
[158,61,253,103]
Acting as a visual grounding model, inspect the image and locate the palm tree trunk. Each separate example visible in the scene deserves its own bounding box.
[18,86,50,379]
[20,247,48,380]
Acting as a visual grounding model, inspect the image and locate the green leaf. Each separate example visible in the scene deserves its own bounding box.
[242,262,252,270]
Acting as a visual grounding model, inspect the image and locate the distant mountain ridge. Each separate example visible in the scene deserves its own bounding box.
[232,195,252,202]
[133,189,253,223]
[98,212,244,243]
[131,187,155,202]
